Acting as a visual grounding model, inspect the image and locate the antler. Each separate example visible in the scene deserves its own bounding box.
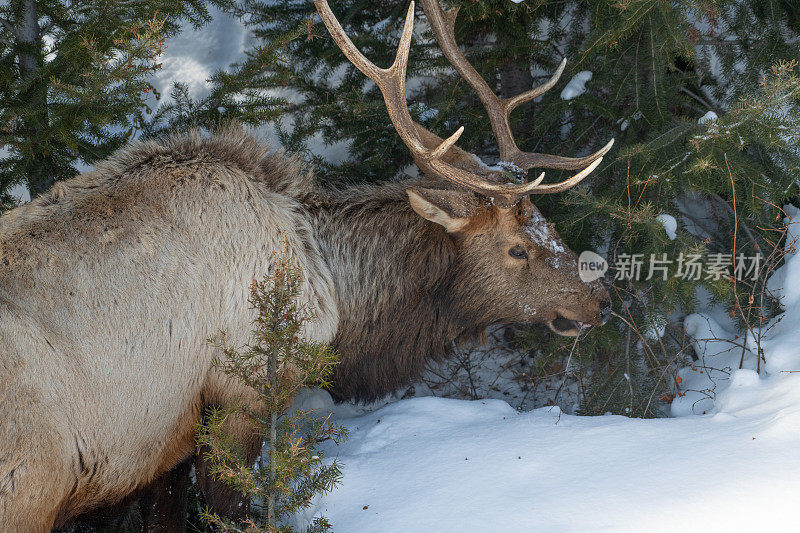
[419,0,613,172]
[313,0,612,206]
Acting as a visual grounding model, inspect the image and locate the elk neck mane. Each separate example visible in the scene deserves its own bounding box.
[307,181,490,402]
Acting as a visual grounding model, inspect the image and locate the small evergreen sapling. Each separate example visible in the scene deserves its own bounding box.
[197,235,346,532]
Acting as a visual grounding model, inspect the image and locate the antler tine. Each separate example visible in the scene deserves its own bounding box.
[314,0,385,82]
[315,1,421,154]
[420,0,614,172]
[505,57,567,113]
[429,126,464,159]
[315,1,447,159]
[512,137,615,171]
[423,156,604,205]
[525,156,604,194]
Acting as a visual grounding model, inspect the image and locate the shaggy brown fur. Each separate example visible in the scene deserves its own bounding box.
[310,183,474,401]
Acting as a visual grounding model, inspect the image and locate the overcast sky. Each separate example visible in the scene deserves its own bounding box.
[152,7,249,101]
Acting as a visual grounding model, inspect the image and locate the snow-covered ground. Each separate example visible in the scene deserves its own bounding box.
[302,385,800,532]
[291,206,800,532]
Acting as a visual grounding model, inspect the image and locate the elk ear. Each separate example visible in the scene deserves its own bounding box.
[406,187,477,233]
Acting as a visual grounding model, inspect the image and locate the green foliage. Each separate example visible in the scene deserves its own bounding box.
[0,0,228,198]
[197,235,346,532]
[0,191,17,213]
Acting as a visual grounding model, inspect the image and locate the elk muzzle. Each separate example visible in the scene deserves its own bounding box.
[548,290,611,337]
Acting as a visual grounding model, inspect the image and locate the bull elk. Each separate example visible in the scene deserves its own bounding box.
[0,0,612,530]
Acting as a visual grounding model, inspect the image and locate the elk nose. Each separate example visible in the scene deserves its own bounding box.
[600,300,612,325]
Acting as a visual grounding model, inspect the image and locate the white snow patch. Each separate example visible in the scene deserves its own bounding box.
[560,71,592,100]
[698,110,719,124]
[523,208,565,254]
[673,313,746,416]
[414,102,438,121]
[675,204,800,414]
[43,34,57,62]
[656,213,677,240]
[766,205,800,309]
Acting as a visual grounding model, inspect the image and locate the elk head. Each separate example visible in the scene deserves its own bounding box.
[315,0,613,336]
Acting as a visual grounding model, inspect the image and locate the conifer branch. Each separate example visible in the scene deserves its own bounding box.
[39,18,56,36]
[0,16,16,38]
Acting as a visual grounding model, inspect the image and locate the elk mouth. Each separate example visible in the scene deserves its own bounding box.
[547,312,592,337]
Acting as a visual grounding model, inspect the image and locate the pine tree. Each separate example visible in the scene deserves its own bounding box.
[198,0,800,416]
[197,234,346,532]
[0,0,225,198]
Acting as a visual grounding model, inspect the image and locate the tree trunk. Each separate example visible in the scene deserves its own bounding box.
[17,0,39,75]
[498,33,534,141]
[17,0,56,197]
[499,60,534,101]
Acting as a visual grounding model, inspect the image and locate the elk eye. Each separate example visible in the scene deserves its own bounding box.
[508,245,528,260]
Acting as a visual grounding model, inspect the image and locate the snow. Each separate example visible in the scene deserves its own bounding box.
[698,110,719,124]
[414,102,439,121]
[559,71,592,100]
[291,203,800,532]
[523,208,565,254]
[644,314,667,340]
[9,182,30,203]
[673,313,746,416]
[656,213,678,239]
[299,387,800,532]
[677,205,800,415]
[766,205,800,309]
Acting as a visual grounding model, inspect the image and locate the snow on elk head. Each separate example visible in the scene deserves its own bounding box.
[316,0,613,336]
[406,188,611,336]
